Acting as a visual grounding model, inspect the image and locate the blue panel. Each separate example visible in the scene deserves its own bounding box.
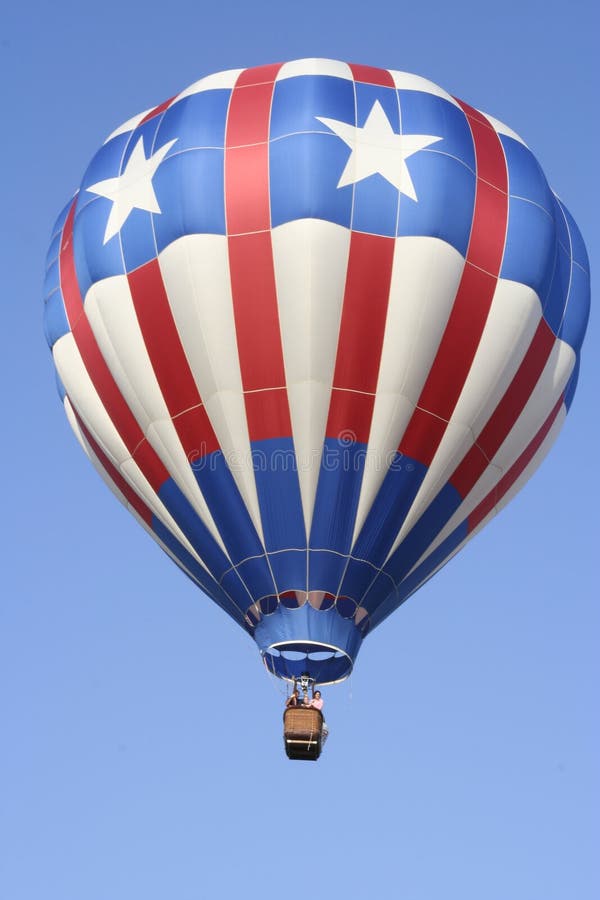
[352,172,399,236]
[192,451,265,564]
[45,232,61,268]
[121,117,166,169]
[542,240,570,335]
[51,198,74,240]
[252,438,306,555]
[564,357,580,410]
[157,478,232,581]
[233,555,278,601]
[396,518,470,604]
[501,197,556,300]
[359,572,401,618]
[153,149,226,251]
[157,90,231,150]
[43,290,70,348]
[502,136,554,212]
[310,440,367,552]
[73,198,126,297]
[559,263,591,352]
[119,206,157,271]
[43,258,60,300]
[350,453,426,567]
[270,132,353,228]
[268,549,308,594]
[396,152,475,255]
[398,91,475,171]
[559,200,590,272]
[152,516,246,622]
[78,133,130,216]
[336,557,379,603]
[355,82,399,131]
[270,75,355,140]
[308,549,347,596]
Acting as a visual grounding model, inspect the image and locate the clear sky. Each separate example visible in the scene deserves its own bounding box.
[1,1,598,898]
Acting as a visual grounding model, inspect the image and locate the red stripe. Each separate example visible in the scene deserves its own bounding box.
[349,63,395,87]
[451,319,556,497]
[75,411,154,527]
[59,202,168,491]
[127,260,219,458]
[468,396,563,531]
[399,101,509,466]
[225,66,292,442]
[326,232,395,443]
[139,96,176,125]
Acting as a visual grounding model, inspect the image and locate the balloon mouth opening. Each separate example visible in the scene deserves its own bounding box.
[261,640,353,685]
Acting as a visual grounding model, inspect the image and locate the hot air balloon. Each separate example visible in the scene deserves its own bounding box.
[43,60,590,717]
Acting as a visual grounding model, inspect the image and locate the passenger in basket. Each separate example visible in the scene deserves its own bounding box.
[285,684,300,708]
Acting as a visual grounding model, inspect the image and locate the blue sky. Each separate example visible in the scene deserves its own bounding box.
[1,1,598,898]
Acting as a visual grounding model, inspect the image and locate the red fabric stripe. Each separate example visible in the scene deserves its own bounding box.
[75,412,154,527]
[468,396,563,531]
[127,259,219,458]
[326,232,395,443]
[399,102,508,466]
[451,319,556,496]
[225,67,291,442]
[139,96,176,125]
[59,203,168,491]
[349,63,395,87]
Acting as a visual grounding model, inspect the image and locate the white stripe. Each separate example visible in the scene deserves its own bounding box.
[388,278,543,552]
[403,341,573,577]
[104,109,154,143]
[392,405,566,609]
[480,111,527,147]
[157,234,264,542]
[352,237,465,542]
[63,394,208,568]
[276,59,353,81]
[389,71,461,107]
[175,68,244,100]
[271,219,350,534]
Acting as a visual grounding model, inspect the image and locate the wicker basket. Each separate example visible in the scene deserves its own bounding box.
[283,707,323,760]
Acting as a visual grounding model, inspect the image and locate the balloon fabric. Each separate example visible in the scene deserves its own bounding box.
[44,60,590,684]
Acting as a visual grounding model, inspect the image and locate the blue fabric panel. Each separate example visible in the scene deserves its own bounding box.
[350,453,426,567]
[559,200,590,272]
[153,149,226,251]
[270,132,354,228]
[152,516,245,622]
[78,133,130,216]
[121,117,165,169]
[396,151,475,254]
[541,240,568,333]
[252,438,306,554]
[55,371,67,401]
[50,198,74,241]
[156,90,230,150]
[43,290,70,348]
[360,572,402,618]
[73,198,126,299]
[268,549,308,594]
[254,603,362,660]
[356,82,399,131]
[263,652,353,683]
[232,555,278,601]
[501,197,556,300]
[43,259,60,300]
[398,91,475,172]
[336,557,380,603]
[157,478,232,580]
[396,517,470,604]
[192,451,265,564]
[308,549,347,595]
[381,481,464,587]
[270,74,355,139]
[559,262,591,352]
[564,357,580,410]
[502,136,554,212]
[352,168,399,237]
[46,232,61,268]
[119,205,157,272]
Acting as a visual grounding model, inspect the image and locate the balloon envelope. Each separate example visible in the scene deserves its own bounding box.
[44,60,590,684]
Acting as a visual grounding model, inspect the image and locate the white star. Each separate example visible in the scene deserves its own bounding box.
[87,136,177,243]
[317,100,442,200]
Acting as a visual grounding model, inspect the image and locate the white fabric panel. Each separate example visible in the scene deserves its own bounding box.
[390,71,460,107]
[176,68,244,100]
[84,274,228,553]
[63,393,207,567]
[392,279,542,547]
[105,109,154,143]
[271,219,351,533]
[402,405,566,589]
[480,112,527,147]
[276,59,353,81]
[158,234,264,541]
[352,237,465,541]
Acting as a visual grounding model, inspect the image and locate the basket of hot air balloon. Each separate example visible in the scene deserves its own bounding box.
[44,59,590,752]
[283,707,324,760]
